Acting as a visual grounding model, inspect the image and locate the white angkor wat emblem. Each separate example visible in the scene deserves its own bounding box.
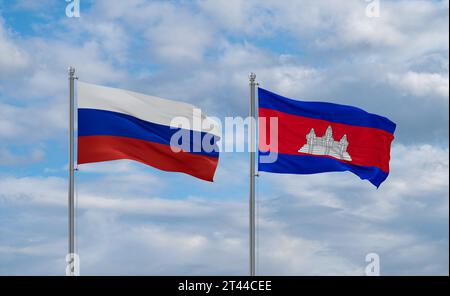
[298,125,352,161]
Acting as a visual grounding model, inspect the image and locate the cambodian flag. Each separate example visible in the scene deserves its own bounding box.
[258,88,396,187]
[77,82,220,181]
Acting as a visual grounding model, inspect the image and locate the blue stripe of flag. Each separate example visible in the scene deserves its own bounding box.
[258,151,389,188]
[78,108,220,158]
[258,88,396,134]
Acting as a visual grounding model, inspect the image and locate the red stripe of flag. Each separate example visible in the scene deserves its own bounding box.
[78,135,219,182]
[259,107,394,173]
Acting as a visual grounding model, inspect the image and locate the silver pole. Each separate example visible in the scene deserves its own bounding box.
[249,73,256,276]
[68,67,76,276]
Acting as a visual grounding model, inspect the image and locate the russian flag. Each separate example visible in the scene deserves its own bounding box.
[77,82,220,181]
[258,88,396,187]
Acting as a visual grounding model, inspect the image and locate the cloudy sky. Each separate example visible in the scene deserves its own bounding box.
[0,0,448,275]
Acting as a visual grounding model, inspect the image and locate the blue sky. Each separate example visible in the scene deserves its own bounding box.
[0,0,448,275]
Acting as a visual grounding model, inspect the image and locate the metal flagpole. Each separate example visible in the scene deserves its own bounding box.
[68,66,76,276]
[249,73,256,276]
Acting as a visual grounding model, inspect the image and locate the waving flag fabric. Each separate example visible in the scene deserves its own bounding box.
[77,82,220,181]
[258,88,396,187]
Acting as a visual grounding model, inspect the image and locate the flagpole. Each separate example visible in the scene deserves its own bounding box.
[249,73,256,276]
[68,66,76,276]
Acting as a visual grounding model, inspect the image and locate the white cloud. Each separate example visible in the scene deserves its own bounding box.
[0,147,44,166]
[87,0,215,63]
[255,145,448,275]
[0,101,65,142]
[0,144,447,275]
[145,13,214,63]
[19,39,127,99]
[264,144,449,221]
[198,0,273,35]
[387,71,449,99]
[267,0,448,54]
[0,18,29,81]
[0,175,199,216]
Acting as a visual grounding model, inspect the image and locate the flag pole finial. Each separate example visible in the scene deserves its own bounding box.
[68,66,75,75]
